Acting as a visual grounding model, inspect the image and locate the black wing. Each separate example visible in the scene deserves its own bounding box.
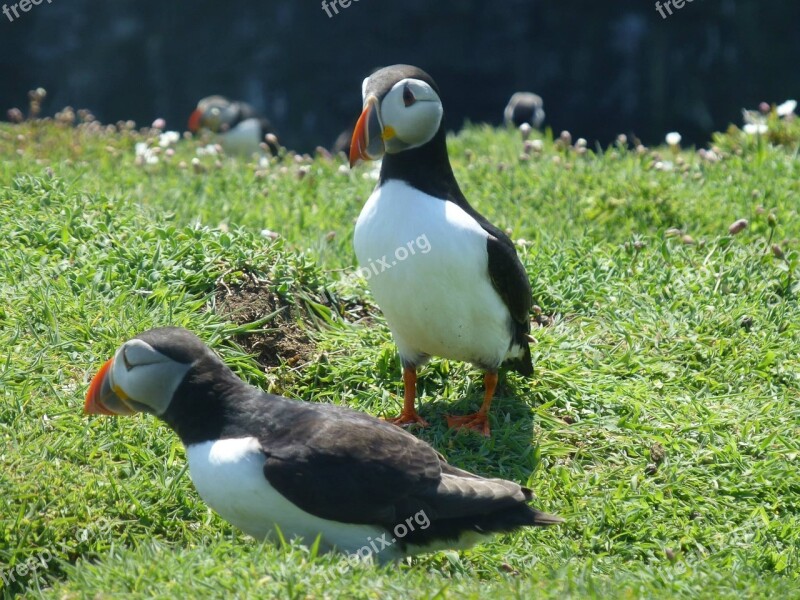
[449,191,533,332]
[260,402,442,525]
[483,223,532,327]
[471,213,534,375]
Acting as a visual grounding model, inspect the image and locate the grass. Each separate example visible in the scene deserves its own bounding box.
[0,109,799,598]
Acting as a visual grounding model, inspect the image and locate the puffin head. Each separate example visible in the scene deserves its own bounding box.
[349,65,444,167]
[84,327,207,417]
[188,96,236,134]
[504,92,545,129]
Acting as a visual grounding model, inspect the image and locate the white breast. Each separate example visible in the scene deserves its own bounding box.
[185,438,391,557]
[353,180,515,369]
[219,118,263,157]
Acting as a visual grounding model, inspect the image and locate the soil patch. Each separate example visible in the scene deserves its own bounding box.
[214,280,317,368]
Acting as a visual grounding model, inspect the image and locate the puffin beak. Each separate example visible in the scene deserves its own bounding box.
[349,95,385,167]
[84,357,137,416]
[188,109,203,133]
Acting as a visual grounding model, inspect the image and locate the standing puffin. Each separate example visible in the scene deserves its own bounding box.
[84,327,561,561]
[188,95,280,156]
[350,65,534,436]
[504,92,546,129]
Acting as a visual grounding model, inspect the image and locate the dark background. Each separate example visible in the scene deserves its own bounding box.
[2,0,799,151]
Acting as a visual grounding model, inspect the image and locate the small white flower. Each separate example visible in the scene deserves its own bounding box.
[654,160,674,171]
[743,123,768,135]
[698,148,720,162]
[158,131,180,148]
[776,99,797,118]
[362,160,382,180]
[665,132,682,146]
[742,109,764,125]
[197,144,219,156]
[134,142,159,165]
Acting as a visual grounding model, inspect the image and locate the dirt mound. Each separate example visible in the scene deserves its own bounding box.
[215,279,317,368]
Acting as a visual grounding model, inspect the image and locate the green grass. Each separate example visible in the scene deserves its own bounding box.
[0,113,799,599]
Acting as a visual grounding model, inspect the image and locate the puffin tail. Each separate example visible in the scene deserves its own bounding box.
[505,333,533,377]
[481,485,562,530]
[397,473,562,552]
[528,507,564,526]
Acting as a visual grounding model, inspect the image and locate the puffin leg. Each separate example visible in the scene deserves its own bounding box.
[384,366,429,427]
[446,371,497,437]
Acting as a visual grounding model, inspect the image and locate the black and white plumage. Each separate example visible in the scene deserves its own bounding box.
[350,65,534,436]
[188,95,280,156]
[504,92,546,129]
[84,327,561,561]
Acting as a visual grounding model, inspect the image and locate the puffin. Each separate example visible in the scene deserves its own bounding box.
[504,92,546,129]
[188,95,280,156]
[84,327,561,561]
[350,65,534,436]
[332,127,353,158]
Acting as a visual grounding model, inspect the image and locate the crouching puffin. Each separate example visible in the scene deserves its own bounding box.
[84,327,561,561]
[188,95,280,156]
[350,65,535,436]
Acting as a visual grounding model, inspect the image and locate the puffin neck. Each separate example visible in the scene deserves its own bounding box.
[378,126,463,201]
[159,356,246,446]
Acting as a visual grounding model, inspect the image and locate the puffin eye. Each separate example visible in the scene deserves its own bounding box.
[402,84,416,107]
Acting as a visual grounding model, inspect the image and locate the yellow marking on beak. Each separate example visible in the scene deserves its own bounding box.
[111,384,139,413]
[112,383,130,402]
[382,126,396,141]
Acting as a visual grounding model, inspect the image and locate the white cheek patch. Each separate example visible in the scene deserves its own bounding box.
[128,361,190,414]
[401,102,443,147]
[380,80,443,149]
[112,347,192,415]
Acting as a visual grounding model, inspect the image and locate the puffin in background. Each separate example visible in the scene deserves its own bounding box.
[188,95,280,156]
[504,92,546,129]
[350,65,535,436]
[84,327,561,560]
[332,126,353,157]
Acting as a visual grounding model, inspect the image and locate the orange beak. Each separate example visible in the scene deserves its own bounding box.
[188,109,203,133]
[349,96,384,168]
[84,357,136,416]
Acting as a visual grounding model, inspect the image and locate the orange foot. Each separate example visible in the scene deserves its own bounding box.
[384,411,429,428]
[446,412,491,437]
